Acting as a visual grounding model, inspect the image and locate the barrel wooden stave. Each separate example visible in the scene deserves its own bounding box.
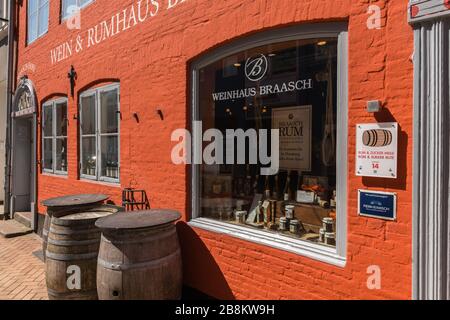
[362,129,393,147]
[42,204,124,261]
[45,209,121,300]
[97,224,182,300]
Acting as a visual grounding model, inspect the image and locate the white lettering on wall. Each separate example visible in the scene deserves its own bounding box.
[50,0,186,65]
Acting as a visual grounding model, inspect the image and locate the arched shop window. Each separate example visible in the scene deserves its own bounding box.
[189,24,348,265]
[79,83,120,183]
[42,98,68,175]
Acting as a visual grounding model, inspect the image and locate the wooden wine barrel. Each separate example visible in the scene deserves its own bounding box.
[362,129,393,147]
[95,210,182,300]
[41,194,110,261]
[45,207,122,300]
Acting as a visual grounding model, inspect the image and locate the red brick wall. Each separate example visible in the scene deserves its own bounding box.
[16,0,414,299]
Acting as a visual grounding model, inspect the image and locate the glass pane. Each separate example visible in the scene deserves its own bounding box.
[100,136,119,179]
[79,0,92,8]
[28,13,38,43]
[55,102,67,136]
[43,138,53,171]
[62,0,77,18]
[100,89,119,134]
[81,94,96,135]
[81,137,96,176]
[55,138,67,172]
[42,105,52,137]
[29,0,38,14]
[37,2,49,36]
[198,38,338,248]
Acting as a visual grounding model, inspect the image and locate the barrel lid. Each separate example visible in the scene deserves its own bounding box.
[42,194,109,207]
[95,210,181,230]
[51,211,115,227]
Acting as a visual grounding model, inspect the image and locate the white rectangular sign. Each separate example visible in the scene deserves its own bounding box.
[356,122,398,178]
[272,106,312,172]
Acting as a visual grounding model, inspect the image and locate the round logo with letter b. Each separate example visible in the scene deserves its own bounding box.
[245,54,268,82]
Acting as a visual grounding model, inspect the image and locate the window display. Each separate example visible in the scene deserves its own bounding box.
[196,38,339,248]
[42,98,67,174]
[80,84,120,182]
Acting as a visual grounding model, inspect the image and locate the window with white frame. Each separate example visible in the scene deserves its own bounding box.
[28,0,49,44]
[80,84,120,183]
[42,99,68,175]
[61,0,93,20]
[0,0,8,29]
[189,24,348,265]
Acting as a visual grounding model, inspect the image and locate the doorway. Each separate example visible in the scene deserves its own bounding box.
[10,115,37,228]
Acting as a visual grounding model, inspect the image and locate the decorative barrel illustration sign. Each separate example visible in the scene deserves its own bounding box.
[362,129,393,147]
[95,210,182,300]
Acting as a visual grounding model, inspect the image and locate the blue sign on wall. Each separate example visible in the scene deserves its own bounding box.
[358,190,397,221]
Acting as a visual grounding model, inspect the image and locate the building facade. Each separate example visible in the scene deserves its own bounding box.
[6,0,450,299]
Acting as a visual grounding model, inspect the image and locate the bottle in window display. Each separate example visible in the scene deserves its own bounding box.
[272,174,279,200]
[243,165,252,196]
[263,176,271,199]
[283,171,291,201]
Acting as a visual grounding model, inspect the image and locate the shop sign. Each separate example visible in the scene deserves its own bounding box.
[408,0,450,23]
[50,0,189,65]
[211,53,313,102]
[356,122,398,179]
[14,88,35,117]
[358,190,397,221]
[272,106,312,172]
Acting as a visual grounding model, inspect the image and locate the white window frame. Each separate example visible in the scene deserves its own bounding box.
[42,98,68,176]
[79,83,120,184]
[0,0,8,30]
[189,23,348,267]
[27,0,49,44]
[61,0,94,20]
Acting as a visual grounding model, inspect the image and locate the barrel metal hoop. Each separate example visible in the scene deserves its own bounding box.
[47,287,98,299]
[45,251,98,261]
[47,238,100,246]
[49,227,100,235]
[101,228,176,245]
[98,248,180,271]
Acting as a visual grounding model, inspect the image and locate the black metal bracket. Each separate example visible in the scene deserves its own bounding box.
[67,65,77,98]
[0,18,9,23]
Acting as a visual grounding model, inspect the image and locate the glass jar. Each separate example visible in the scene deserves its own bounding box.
[322,217,334,233]
[319,228,325,243]
[290,219,300,234]
[235,210,247,224]
[324,232,336,246]
[285,205,295,219]
[279,217,288,231]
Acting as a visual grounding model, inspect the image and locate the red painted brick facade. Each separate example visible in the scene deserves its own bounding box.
[15,0,414,299]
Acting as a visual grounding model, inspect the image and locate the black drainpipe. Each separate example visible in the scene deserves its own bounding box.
[4,0,17,220]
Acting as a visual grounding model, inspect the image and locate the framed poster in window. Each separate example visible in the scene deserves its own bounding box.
[272,106,312,172]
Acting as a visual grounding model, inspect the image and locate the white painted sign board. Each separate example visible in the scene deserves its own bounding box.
[356,122,398,179]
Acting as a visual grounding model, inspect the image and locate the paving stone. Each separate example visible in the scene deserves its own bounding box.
[0,234,48,300]
[0,220,33,238]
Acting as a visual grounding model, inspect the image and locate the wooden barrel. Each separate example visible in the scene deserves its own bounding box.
[45,210,116,300]
[95,210,182,300]
[41,194,113,261]
[362,129,392,147]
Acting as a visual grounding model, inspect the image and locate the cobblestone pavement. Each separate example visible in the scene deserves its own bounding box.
[0,234,48,300]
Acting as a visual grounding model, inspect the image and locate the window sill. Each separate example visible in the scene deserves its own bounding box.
[42,172,68,178]
[188,217,346,267]
[80,178,121,188]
